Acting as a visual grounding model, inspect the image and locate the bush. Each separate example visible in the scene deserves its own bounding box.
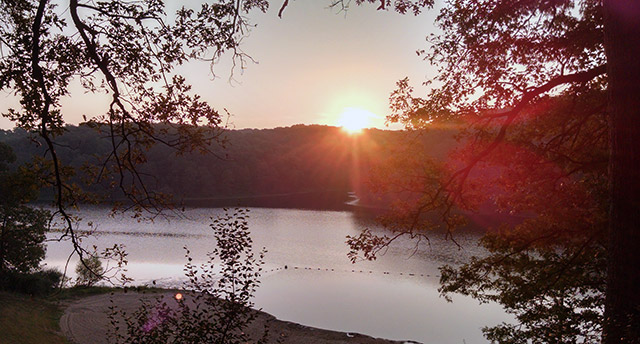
[0,268,63,296]
[108,208,270,344]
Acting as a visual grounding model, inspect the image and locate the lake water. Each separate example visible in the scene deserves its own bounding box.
[44,206,511,344]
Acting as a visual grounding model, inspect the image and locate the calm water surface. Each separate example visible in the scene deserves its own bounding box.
[44,206,510,344]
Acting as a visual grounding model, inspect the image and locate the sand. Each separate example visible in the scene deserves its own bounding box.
[59,291,414,344]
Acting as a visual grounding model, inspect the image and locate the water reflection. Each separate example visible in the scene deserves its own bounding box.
[255,270,507,344]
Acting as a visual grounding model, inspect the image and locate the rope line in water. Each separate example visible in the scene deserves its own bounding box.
[262,265,440,278]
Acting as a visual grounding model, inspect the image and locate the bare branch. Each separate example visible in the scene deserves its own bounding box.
[278,0,289,18]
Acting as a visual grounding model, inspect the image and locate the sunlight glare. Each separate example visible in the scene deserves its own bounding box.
[337,107,376,134]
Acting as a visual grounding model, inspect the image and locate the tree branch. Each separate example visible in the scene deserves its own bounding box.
[278,0,289,18]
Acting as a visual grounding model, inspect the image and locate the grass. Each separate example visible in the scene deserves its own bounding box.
[0,285,168,344]
[0,292,69,344]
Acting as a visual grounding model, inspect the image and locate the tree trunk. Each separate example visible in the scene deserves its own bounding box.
[603,1,640,342]
[0,213,6,275]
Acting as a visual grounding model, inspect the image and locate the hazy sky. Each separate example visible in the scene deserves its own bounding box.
[0,1,439,130]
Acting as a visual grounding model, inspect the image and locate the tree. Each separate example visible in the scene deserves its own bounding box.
[0,0,267,279]
[75,253,104,287]
[601,1,640,342]
[0,142,49,277]
[334,0,639,342]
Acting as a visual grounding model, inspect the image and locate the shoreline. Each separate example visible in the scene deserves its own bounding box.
[60,290,415,344]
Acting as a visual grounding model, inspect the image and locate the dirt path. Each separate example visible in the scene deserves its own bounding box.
[60,291,412,344]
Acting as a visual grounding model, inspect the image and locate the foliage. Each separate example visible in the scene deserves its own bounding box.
[0,0,269,282]
[0,205,49,274]
[108,209,270,344]
[75,253,104,287]
[389,0,604,126]
[345,0,611,342]
[438,91,608,343]
[0,142,51,278]
[0,142,63,296]
[0,268,63,296]
[327,0,433,14]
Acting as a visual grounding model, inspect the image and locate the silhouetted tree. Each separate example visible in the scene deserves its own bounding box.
[334,0,639,342]
[0,0,267,279]
[108,209,270,344]
[0,142,49,277]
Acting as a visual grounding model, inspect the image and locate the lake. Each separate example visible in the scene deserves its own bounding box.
[44,206,511,344]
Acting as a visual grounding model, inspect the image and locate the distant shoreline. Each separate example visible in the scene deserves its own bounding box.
[33,190,392,213]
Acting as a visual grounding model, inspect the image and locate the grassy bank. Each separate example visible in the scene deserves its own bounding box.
[0,286,159,344]
[0,291,68,344]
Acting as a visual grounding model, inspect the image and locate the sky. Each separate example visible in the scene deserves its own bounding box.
[0,1,440,131]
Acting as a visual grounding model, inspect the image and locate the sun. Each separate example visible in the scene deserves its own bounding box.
[337,107,375,134]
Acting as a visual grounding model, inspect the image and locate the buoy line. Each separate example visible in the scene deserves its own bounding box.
[261,265,440,278]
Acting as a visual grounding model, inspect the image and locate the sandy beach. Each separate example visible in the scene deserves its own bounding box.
[60,291,412,344]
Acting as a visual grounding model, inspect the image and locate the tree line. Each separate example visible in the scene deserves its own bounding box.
[0,123,456,209]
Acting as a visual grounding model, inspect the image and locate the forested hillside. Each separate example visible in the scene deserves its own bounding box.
[0,124,456,209]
